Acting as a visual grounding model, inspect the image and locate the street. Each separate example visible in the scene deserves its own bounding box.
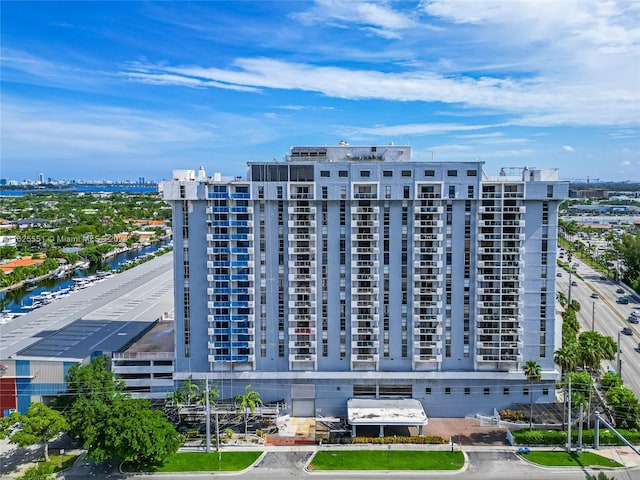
[558,255,640,398]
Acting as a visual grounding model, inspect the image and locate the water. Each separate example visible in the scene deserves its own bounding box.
[0,185,158,197]
[1,239,171,313]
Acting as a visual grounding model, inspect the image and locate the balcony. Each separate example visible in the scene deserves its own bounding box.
[415,354,442,362]
[288,326,315,336]
[288,300,317,309]
[414,205,443,214]
[353,220,380,228]
[290,354,316,362]
[351,233,380,242]
[288,206,314,214]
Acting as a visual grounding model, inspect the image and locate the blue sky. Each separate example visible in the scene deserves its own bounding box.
[1,1,639,182]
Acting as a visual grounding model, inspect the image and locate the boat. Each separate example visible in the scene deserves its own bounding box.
[21,302,42,311]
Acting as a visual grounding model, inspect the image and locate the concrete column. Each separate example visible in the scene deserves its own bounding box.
[352,425,356,437]
[379,424,384,437]
[418,425,423,436]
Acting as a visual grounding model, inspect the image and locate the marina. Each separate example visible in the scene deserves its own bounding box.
[0,239,171,320]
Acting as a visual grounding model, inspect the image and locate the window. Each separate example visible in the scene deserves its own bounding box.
[383,170,393,177]
[464,387,470,395]
[523,387,529,396]
[322,186,328,199]
[339,170,348,177]
[503,388,510,395]
[401,170,412,177]
[543,388,549,396]
[320,170,330,178]
[466,169,477,176]
[360,170,371,178]
[447,170,458,177]
[257,186,264,199]
[445,387,451,395]
[425,169,435,177]
[547,185,553,198]
[425,387,432,395]
[484,387,490,395]
[448,185,456,198]
[403,185,410,199]
[467,185,474,198]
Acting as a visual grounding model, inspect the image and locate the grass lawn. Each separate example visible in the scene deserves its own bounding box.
[309,450,464,470]
[522,451,623,468]
[153,451,262,472]
[37,454,80,472]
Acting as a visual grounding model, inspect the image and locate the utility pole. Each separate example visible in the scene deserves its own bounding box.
[568,270,573,305]
[617,330,622,379]
[591,301,595,331]
[215,411,220,452]
[567,377,572,453]
[577,403,583,454]
[205,378,211,453]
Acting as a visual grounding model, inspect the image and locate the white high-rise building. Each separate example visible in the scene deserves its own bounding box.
[161,144,568,418]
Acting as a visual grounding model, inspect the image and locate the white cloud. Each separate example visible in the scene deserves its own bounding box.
[123,57,639,127]
[291,0,420,39]
[341,122,502,138]
[563,145,575,152]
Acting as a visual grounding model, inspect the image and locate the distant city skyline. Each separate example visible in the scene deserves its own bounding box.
[1,1,639,181]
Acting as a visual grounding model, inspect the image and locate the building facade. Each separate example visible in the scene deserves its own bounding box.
[161,145,568,417]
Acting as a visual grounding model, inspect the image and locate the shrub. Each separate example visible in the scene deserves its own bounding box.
[352,435,447,444]
[513,428,640,446]
[499,409,526,422]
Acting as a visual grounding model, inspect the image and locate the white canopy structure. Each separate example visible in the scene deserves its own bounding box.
[347,398,428,437]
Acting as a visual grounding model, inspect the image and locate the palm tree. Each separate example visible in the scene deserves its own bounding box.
[523,360,542,431]
[235,384,262,438]
[554,346,578,375]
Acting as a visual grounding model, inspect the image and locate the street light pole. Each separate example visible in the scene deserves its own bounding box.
[568,270,573,305]
[616,330,622,379]
[591,301,595,331]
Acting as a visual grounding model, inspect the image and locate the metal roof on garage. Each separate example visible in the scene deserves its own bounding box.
[347,398,428,426]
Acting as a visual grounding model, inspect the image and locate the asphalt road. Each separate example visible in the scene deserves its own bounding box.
[557,255,640,399]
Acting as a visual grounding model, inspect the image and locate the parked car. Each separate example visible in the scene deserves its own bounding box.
[621,327,633,336]
[591,293,599,299]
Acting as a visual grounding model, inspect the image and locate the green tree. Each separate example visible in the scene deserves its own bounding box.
[601,371,622,391]
[615,232,640,285]
[2,403,68,462]
[235,384,263,437]
[167,375,202,406]
[16,463,55,480]
[576,331,616,370]
[523,360,541,431]
[586,472,620,480]
[605,385,640,430]
[89,397,180,467]
[554,345,578,375]
[59,355,179,467]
